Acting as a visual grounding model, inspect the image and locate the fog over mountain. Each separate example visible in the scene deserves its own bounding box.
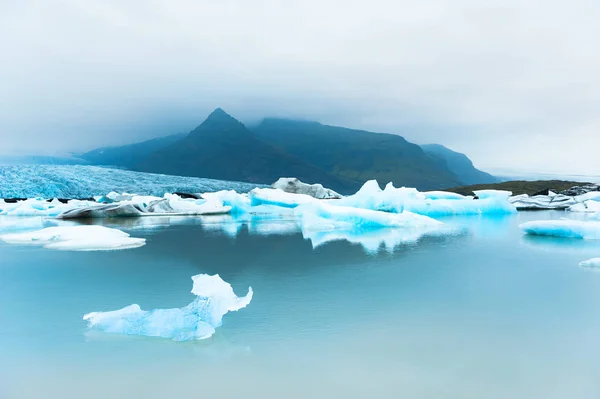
[2,0,599,175]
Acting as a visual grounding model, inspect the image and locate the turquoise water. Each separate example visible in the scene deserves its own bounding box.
[2,211,600,398]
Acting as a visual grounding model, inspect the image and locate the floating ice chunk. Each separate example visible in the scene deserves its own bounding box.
[335,180,424,213]
[575,191,600,203]
[334,180,515,216]
[568,200,600,213]
[423,191,468,200]
[0,225,146,251]
[0,216,44,233]
[201,190,251,214]
[296,201,442,231]
[520,219,600,239]
[83,274,253,341]
[473,190,512,199]
[249,188,317,208]
[0,198,95,217]
[271,178,343,199]
[509,194,576,210]
[579,258,600,268]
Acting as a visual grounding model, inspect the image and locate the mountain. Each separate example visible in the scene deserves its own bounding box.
[252,118,462,190]
[135,109,355,192]
[420,144,498,185]
[80,132,187,168]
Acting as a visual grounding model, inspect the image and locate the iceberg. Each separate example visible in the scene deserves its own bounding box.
[423,191,469,200]
[509,194,577,210]
[0,216,45,233]
[568,200,600,213]
[335,180,516,217]
[520,219,600,239]
[579,258,600,269]
[83,274,253,341]
[0,198,95,217]
[248,188,317,208]
[56,194,231,219]
[0,225,146,251]
[296,201,442,231]
[271,177,343,199]
[0,164,262,199]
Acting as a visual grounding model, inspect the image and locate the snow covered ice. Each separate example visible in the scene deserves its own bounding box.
[83,274,253,341]
[520,219,600,239]
[0,225,146,251]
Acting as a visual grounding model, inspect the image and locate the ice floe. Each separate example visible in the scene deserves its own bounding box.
[0,225,146,251]
[509,194,577,210]
[520,219,600,239]
[579,258,600,269]
[83,274,253,341]
[568,200,600,213]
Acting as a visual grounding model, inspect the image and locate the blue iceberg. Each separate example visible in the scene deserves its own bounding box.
[520,219,600,239]
[83,274,253,341]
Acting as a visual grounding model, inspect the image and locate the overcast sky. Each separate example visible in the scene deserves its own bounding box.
[1,0,599,174]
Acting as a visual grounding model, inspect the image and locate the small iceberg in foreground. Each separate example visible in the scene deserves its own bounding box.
[579,258,600,269]
[0,225,146,251]
[519,219,600,239]
[83,274,253,341]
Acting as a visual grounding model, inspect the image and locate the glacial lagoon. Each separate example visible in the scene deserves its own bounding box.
[2,211,600,398]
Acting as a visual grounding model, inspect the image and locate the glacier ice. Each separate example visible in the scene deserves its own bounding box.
[472,190,512,199]
[520,219,600,239]
[249,188,317,208]
[0,225,146,251]
[579,258,600,269]
[0,216,44,233]
[83,274,253,341]
[423,191,469,200]
[271,177,343,199]
[568,200,600,214]
[509,194,577,210]
[334,180,516,216]
[0,164,263,199]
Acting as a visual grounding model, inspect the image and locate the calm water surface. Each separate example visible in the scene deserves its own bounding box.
[1,211,600,398]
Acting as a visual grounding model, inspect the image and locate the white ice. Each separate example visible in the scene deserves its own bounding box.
[271,177,342,199]
[568,200,600,213]
[83,274,253,341]
[334,180,516,216]
[579,258,600,268]
[249,188,317,208]
[0,225,146,251]
[520,219,600,239]
[509,194,577,210]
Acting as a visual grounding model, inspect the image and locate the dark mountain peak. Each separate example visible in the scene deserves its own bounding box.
[189,108,247,138]
[206,107,231,120]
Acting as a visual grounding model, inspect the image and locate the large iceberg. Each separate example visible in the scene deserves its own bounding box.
[83,274,253,341]
[0,164,262,199]
[271,177,343,199]
[296,201,443,231]
[249,188,317,208]
[509,193,577,210]
[568,200,600,214]
[0,225,146,250]
[520,219,600,239]
[335,180,516,217]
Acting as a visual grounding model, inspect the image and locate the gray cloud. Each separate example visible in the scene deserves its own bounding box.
[1,0,599,174]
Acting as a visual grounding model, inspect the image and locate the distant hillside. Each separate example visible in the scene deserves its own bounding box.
[253,118,461,190]
[420,144,497,185]
[136,109,355,192]
[446,180,589,196]
[80,133,187,168]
